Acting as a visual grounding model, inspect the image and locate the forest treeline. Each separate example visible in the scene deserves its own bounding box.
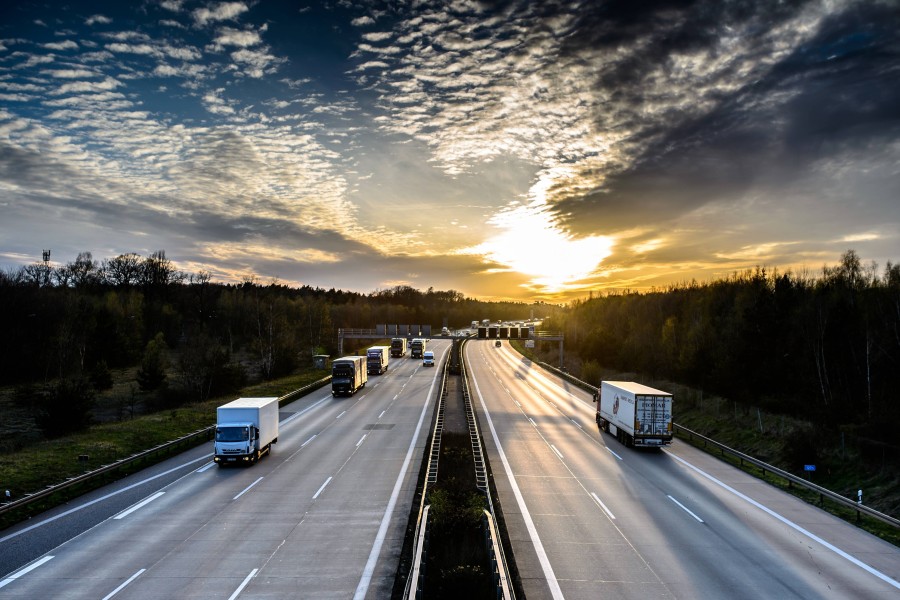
[558,250,900,448]
[0,250,552,436]
[3,248,897,450]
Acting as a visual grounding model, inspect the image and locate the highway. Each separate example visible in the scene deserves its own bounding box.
[0,341,450,599]
[466,340,900,599]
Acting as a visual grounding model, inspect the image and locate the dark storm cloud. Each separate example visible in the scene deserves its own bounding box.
[551,0,900,233]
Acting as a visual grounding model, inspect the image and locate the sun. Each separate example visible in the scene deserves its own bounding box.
[468,205,613,291]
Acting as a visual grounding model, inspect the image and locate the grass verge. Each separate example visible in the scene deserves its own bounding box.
[0,368,328,531]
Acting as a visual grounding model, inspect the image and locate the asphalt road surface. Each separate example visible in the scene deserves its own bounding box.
[466,341,900,600]
[0,341,451,599]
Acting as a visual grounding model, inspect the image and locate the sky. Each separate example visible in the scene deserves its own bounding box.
[1,0,898,302]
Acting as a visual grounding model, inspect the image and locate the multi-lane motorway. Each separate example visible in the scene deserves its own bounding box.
[466,341,900,599]
[0,342,451,599]
[3,337,899,599]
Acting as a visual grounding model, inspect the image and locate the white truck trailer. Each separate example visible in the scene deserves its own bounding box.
[332,356,367,396]
[367,345,390,375]
[214,397,279,466]
[594,381,673,448]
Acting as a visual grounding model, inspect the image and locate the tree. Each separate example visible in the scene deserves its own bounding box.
[37,378,96,438]
[136,333,169,392]
[102,253,143,287]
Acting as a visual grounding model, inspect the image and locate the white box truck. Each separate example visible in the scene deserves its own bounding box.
[594,381,673,448]
[367,345,390,374]
[332,356,367,396]
[214,397,279,466]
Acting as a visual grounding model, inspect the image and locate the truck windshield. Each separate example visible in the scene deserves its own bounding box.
[216,426,249,442]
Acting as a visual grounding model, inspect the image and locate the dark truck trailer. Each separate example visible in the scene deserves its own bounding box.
[390,337,407,357]
[332,356,367,396]
[366,345,390,375]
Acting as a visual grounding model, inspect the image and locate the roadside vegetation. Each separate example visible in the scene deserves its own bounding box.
[2,247,897,545]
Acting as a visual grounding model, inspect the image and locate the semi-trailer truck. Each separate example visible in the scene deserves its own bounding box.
[594,381,673,448]
[214,397,279,466]
[410,338,426,358]
[390,337,408,357]
[367,345,390,375]
[332,356,367,396]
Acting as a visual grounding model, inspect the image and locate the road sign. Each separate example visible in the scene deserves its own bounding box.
[804,464,816,471]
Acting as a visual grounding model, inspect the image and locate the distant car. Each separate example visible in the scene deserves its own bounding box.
[495,340,501,347]
[423,351,435,366]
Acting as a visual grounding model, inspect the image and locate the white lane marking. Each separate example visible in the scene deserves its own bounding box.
[668,452,900,590]
[101,568,145,600]
[196,462,216,473]
[393,394,399,400]
[591,493,616,520]
[378,410,386,419]
[528,417,537,427]
[1,392,330,543]
[356,434,367,448]
[353,352,442,600]
[667,495,704,523]
[470,369,565,600]
[281,396,330,426]
[336,410,347,419]
[571,419,583,429]
[550,445,564,460]
[0,454,210,543]
[233,477,263,500]
[114,491,165,520]
[606,447,623,461]
[301,435,317,447]
[0,555,54,589]
[514,400,521,407]
[313,476,332,500]
[227,568,258,600]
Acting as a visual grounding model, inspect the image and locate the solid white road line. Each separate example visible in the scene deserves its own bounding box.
[227,568,258,600]
[312,477,332,500]
[667,495,704,523]
[233,477,263,501]
[0,455,210,543]
[0,555,54,589]
[668,452,900,590]
[471,367,565,600]
[353,354,441,600]
[114,491,165,520]
[591,493,616,520]
[101,568,145,600]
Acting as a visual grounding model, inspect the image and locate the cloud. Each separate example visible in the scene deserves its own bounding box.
[41,69,99,79]
[211,27,262,49]
[230,47,284,78]
[42,40,78,51]
[85,15,112,26]
[192,2,249,27]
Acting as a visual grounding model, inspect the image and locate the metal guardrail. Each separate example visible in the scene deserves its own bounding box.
[520,353,900,529]
[403,352,450,599]
[674,424,900,528]
[0,376,332,518]
[461,341,514,600]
